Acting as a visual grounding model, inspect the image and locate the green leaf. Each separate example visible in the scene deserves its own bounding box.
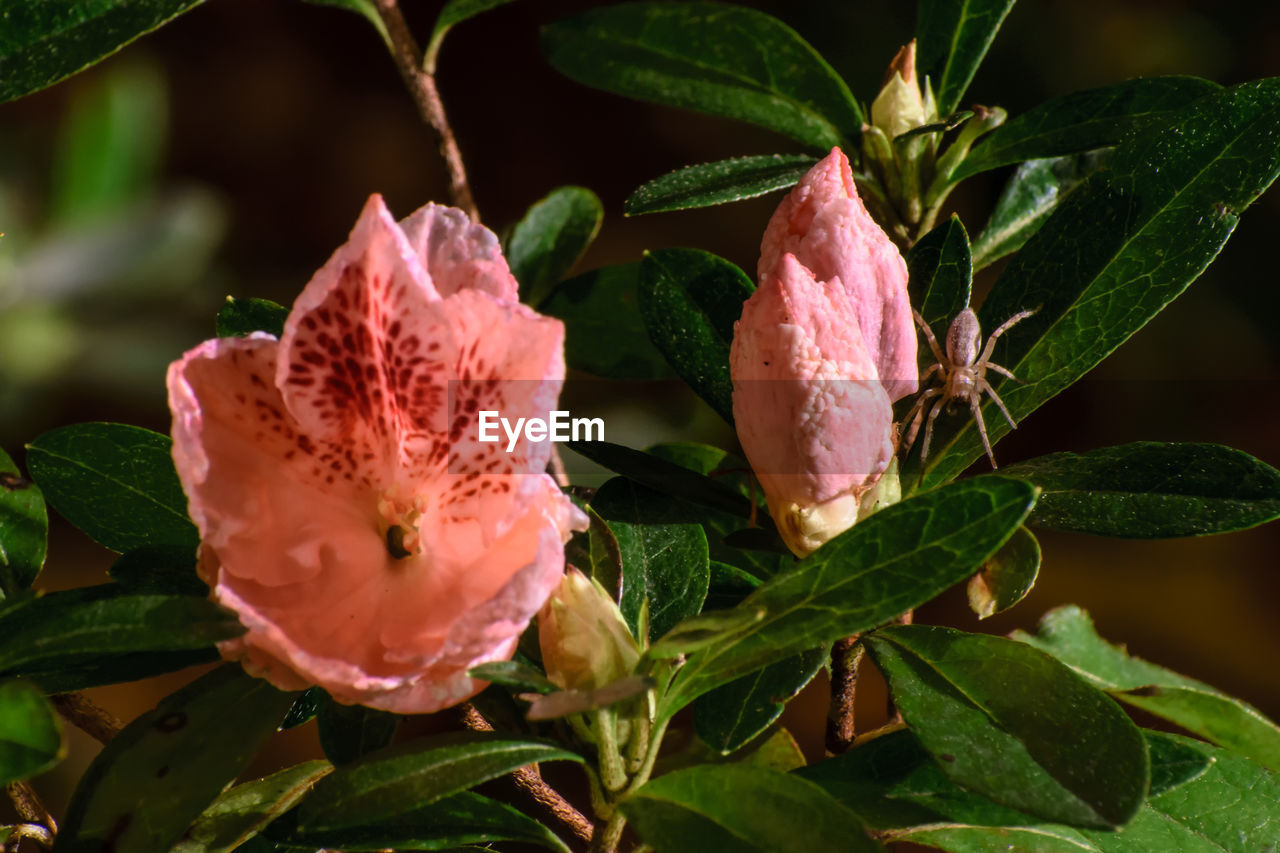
[279,687,323,731]
[969,151,1108,270]
[917,0,1018,116]
[426,0,519,71]
[590,477,710,642]
[564,500,625,598]
[566,440,757,522]
[915,78,1280,489]
[0,679,62,785]
[802,728,1239,852]
[26,422,198,553]
[0,585,242,680]
[0,0,204,104]
[317,695,400,766]
[269,790,571,852]
[965,524,1039,619]
[953,76,1222,182]
[58,665,296,853]
[863,624,1147,829]
[660,476,1037,718]
[622,763,882,852]
[51,60,167,223]
[648,607,765,660]
[467,660,557,694]
[541,263,675,379]
[906,215,973,354]
[639,248,754,424]
[171,761,332,853]
[1002,442,1280,538]
[542,2,862,150]
[1014,605,1280,771]
[108,544,207,596]
[0,447,47,596]
[625,154,817,216]
[296,732,580,831]
[507,186,603,307]
[216,296,289,338]
[694,647,826,755]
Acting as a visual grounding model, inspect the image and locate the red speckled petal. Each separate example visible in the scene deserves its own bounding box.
[400,203,519,300]
[278,194,453,484]
[169,335,383,588]
[759,148,918,402]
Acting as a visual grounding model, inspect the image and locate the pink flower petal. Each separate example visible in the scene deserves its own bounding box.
[759,148,917,401]
[400,203,519,301]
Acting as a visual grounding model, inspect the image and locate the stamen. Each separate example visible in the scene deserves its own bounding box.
[386,524,413,559]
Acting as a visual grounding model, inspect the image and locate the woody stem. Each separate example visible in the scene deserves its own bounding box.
[371,0,479,222]
[825,635,863,755]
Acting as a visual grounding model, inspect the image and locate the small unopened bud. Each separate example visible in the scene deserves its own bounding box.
[871,41,927,140]
[538,568,641,692]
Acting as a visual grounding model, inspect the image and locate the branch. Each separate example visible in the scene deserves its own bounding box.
[50,692,122,745]
[825,636,863,755]
[460,704,595,845]
[371,0,479,221]
[5,781,56,850]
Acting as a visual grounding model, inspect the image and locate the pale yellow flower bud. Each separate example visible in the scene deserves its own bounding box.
[871,41,927,141]
[538,568,641,692]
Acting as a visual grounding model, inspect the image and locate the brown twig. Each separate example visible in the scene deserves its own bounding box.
[371,0,479,221]
[460,704,595,845]
[2,823,55,852]
[50,692,122,745]
[825,636,863,755]
[5,781,56,850]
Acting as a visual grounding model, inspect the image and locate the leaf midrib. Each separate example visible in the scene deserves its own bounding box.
[27,442,192,529]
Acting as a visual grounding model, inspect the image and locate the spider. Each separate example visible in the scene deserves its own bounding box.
[901,305,1038,468]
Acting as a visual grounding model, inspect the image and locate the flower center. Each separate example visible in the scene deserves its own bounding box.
[378,492,425,559]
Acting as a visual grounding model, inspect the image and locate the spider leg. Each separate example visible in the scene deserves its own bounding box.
[969,394,997,468]
[921,395,947,463]
[985,362,1021,382]
[978,307,1039,366]
[900,388,942,455]
[978,376,1018,431]
[912,308,947,367]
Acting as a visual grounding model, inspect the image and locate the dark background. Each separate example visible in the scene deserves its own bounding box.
[2,0,1278,827]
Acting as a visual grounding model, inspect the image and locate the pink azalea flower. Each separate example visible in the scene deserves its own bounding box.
[168,195,586,713]
[732,148,918,557]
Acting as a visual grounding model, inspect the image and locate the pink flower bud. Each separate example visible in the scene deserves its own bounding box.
[538,568,641,692]
[732,149,917,556]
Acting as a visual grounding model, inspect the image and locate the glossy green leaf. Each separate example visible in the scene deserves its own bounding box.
[1014,605,1280,771]
[427,0,518,69]
[467,660,556,694]
[639,247,754,424]
[660,476,1037,718]
[590,476,710,642]
[317,696,399,766]
[969,151,1108,270]
[965,524,1039,619]
[647,607,765,660]
[566,440,756,521]
[953,76,1222,181]
[694,647,826,754]
[863,624,1147,829]
[564,500,624,598]
[58,665,296,853]
[541,263,675,379]
[26,422,198,553]
[0,585,241,680]
[269,790,571,852]
[507,186,603,307]
[0,0,204,104]
[0,679,62,785]
[279,687,323,731]
[51,60,166,223]
[542,2,862,150]
[906,215,973,353]
[216,296,288,338]
[171,761,332,853]
[915,78,1280,489]
[108,544,206,596]
[0,447,47,596]
[917,0,1018,116]
[625,154,817,215]
[622,763,883,852]
[1002,442,1280,538]
[295,732,582,831]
